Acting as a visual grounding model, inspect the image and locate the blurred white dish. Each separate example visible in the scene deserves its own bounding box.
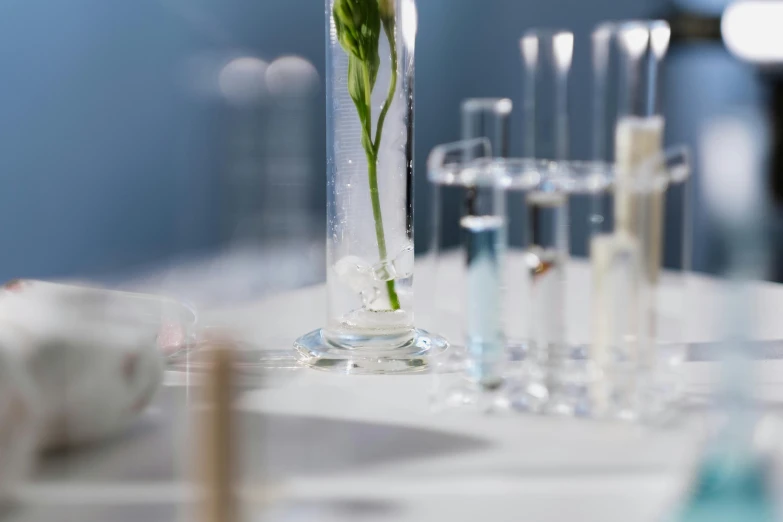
[0,331,40,504]
[0,280,175,449]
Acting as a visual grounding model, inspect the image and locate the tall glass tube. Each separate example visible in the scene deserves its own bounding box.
[426,139,508,407]
[591,23,614,163]
[521,30,573,161]
[460,97,512,224]
[589,21,672,416]
[519,29,572,411]
[614,21,670,276]
[591,20,671,232]
[590,147,689,419]
[461,98,513,158]
[462,185,506,390]
[425,138,493,348]
[295,0,446,373]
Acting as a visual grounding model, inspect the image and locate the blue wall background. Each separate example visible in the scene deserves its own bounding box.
[0,0,770,281]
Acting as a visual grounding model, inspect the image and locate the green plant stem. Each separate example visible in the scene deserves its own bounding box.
[362,62,401,311]
[373,23,398,157]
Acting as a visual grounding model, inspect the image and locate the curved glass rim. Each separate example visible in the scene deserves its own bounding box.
[428,157,613,192]
[427,142,690,193]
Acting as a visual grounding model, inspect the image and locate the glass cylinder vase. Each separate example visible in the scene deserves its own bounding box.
[295,0,446,373]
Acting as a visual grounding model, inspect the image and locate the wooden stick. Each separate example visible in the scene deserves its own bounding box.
[200,343,237,522]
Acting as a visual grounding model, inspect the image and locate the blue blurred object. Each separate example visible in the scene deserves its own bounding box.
[673,105,779,522]
[676,454,777,522]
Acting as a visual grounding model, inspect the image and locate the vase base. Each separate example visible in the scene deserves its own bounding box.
[294,328,448,374]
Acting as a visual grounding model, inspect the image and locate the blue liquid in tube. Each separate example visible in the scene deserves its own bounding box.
[462,215,505,389]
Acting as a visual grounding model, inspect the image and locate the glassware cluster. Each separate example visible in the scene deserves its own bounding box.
[291,5,730,432]
[425,21,695,421]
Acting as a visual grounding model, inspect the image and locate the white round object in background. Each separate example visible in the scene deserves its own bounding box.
[0,328,40,505]
[265,55,320,98]
[699,111,767,228]
[722,1,783,64]
[218,56,269,106]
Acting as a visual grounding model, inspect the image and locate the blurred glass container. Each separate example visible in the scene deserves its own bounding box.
[424,139,509,411]
[461,98,513,158]
[0,280,195,448]
[425,140,691,420]
[673,109,779,522]
[520,28,573,161]
[0,280,198,360]
[294,0,447,374]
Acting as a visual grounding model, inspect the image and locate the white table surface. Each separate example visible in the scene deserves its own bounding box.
[10,258,783,522]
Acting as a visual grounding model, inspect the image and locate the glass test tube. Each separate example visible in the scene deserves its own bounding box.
[589,21,671,406]
[462,182,506,390]
[614,21,670,278]
[461,98,513,158]
[461,98,513,216]
[519,30,572,366]
[521,29,572,161]
[426,138,503,391]
[589,223,644,417]
[620,21,671,376]
[591,23,614,164]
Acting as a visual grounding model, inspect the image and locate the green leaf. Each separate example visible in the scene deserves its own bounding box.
[366,42,380,92]
[347,55,368,126]
[333,1,360,57]
[333,0,381,64]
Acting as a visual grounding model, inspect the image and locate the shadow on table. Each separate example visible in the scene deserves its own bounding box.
[36,386,489,483]
[245,412,490,479]
[7,499,403,522]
